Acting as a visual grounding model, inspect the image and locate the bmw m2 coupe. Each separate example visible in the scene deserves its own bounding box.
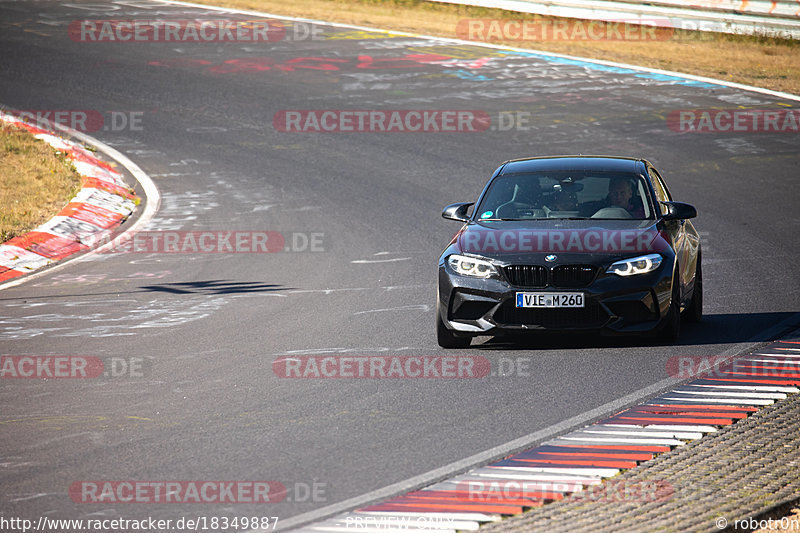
[437,156,701,348]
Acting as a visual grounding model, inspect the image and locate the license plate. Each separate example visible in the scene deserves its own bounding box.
[516,292,584,308]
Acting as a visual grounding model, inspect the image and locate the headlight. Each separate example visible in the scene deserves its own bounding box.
[607,254,663,276]
[447,254,498,278]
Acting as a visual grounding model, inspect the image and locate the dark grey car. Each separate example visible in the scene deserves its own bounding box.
[437,156,702,348]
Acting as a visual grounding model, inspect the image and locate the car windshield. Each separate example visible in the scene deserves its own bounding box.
[475,171,654,221]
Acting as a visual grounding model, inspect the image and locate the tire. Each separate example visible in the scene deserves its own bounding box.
[436,302,471,349]
[658,271,681,344]
[682,252,703,323]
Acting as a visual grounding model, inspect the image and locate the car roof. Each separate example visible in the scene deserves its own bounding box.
[498,155,646,175]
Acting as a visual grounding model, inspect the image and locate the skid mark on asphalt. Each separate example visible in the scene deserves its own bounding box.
[273,347,418,356]
[0,297,231,339]
[353,305,430,315]
[351,257,411,264]
[32,271,172,287]
[0,415,108,427]
[714,137,766,154]
[144,191,216,231]
[8,493,52,503]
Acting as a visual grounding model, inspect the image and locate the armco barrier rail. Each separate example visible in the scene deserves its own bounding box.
[428,0,800,38]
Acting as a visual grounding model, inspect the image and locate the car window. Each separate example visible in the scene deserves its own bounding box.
[475,171,654,220]
[648,168,671,215]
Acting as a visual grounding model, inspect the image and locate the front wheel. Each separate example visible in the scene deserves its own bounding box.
[657,271,681,344]
[436,302,471,349]
[682,253,702,323]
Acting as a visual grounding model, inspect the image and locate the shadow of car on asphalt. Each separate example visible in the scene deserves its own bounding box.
[467,311,800,350]
[138,280,286,295]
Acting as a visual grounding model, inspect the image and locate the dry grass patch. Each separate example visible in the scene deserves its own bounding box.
[196,0,800,95]
[0,124,82,242]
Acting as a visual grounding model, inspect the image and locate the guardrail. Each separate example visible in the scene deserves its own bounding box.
[427,0,800,38]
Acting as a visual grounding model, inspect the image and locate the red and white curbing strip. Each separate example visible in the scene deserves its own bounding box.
[0,111,139,283]
[291,335,800,531]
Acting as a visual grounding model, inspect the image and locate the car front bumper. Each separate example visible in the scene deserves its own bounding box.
[437,259,674,337]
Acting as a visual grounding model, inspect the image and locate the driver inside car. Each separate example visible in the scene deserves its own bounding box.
[606,178,645,218]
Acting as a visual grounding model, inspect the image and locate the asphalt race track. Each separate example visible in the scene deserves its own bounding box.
[1,0,799,528]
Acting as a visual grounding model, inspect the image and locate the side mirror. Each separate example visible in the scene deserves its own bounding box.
[442,202,473,222]
[661,201,697,221]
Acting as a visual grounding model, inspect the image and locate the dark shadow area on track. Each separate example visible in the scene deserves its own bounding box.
[0,280,290,299]
[138,280,283,295]
[468,311,799,350]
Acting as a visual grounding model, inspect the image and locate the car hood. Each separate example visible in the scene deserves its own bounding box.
[454,219,669,262]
